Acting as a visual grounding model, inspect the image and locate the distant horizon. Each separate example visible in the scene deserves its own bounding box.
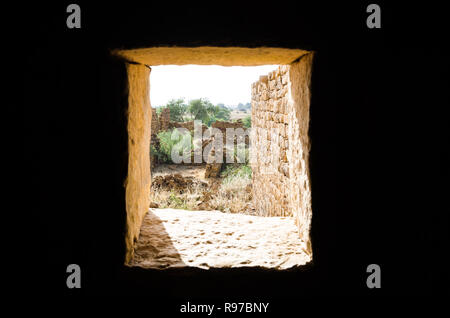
[149,65,278,107]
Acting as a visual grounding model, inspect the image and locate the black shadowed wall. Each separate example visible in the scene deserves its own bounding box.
[21,1,448,305]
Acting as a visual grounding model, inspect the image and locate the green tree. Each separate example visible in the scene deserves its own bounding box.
[164,98,187,122]
[214,104,231,121]
[188,98,214,124]
[187,98,232,126]
[206,105,231,125]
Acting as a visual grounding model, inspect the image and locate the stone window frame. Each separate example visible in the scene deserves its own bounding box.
[112,47,314,265]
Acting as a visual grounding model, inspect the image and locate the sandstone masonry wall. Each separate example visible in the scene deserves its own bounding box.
[251,65,291,217]
[251,53,313,251]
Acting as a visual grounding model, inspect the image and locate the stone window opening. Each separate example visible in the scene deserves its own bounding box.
[113,47,314,270]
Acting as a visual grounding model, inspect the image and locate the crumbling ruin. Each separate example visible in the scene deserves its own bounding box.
[149,107,249,177]
[204,120,248,178]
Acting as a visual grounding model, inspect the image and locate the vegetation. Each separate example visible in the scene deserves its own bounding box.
[152,182,205,210]
[187,98,213,123]
[210,165,252,214]
[151,129,193,163]
[156,97,250,126]
[151,164,253,214]
[187,98,230,126]
[206,104,231,124]
[164,98,187,122]
[150,96,254,213]
[221,163,252,179]
[242,115,251,128]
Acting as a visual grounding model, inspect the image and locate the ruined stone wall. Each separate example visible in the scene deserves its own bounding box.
[169,120,208,133]
[151,108,160,135]
[205,120,246,178]
[150,108,159,168]
[159,107,171,131]
[251,54,313,251]
[125,64,152,264]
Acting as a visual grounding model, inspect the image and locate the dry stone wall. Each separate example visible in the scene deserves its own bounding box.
[204,120,247,178]
[150,108,160,168]
[158,107,171,131]
[251,65,291,217]
[251,53,313,251]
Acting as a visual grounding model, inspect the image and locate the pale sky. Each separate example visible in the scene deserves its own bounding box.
[149,65,279,107]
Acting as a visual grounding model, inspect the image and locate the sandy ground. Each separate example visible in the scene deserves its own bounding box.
[131,208,311,270]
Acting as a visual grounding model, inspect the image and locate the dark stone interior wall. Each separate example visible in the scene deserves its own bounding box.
[21,1,448,306]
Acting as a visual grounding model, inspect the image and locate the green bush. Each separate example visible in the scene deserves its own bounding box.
[167,193,188,209]
[150,144,162,161]
[221,164,252,181]
[243,115,251,128]
[152,129,193,163]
